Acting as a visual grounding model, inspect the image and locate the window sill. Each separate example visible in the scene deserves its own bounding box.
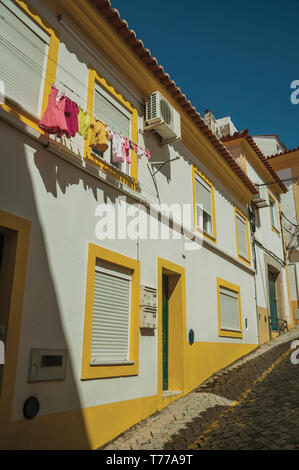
[91,151,136,182]
[219,328,243,339]
[238,253,251,266]
[90,360,134,366]
[0,102,42,134]
[86,152,138,191]
[221,327,242,332]
[195,226,217,244]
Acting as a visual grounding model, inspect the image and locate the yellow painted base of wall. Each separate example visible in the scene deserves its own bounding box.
[184,341,257,394]
[0,341,257,450]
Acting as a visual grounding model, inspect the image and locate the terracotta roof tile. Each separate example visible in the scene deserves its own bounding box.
[88,0,259,196]
[266,145,299,160]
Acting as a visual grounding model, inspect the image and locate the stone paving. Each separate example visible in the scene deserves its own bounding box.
[101,329,299,450]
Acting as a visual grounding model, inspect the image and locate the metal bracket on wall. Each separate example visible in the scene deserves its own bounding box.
[149,156,180,177]
[147,157,180,203]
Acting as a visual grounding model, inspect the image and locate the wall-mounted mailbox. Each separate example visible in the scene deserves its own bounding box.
[28,349,67,382]
[140,285,157,329]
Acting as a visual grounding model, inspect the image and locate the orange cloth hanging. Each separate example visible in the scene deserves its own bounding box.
[89,118,109,152]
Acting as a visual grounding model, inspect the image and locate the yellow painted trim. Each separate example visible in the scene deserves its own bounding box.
[268,190,280,237]
[84,67,138,190]
[81,243,140,380]
[192,165,217,243]
[0,0,60,133]
[217,278,243,339]
[157,258,186,408]
[0,210,31,426]
[42,0,255,207]
[234,207,251,266]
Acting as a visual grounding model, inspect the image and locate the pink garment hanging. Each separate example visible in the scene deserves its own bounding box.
[145,149,151,160]
[111,132,125,162]
[64,98,79,138]
[136,146,145,159]
[39,87,68,135]
[123,137,131,163]
[55,95,69,137]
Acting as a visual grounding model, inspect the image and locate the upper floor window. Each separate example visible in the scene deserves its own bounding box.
[0,0,59,126]
[234,208,251,264]
[193,167,216,242]
[85,68,138,189]
[93,82,131,176]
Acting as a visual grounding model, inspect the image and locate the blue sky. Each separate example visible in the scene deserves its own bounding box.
[111,0,299,149]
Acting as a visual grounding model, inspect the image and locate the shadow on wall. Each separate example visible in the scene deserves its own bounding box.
[0,118,91,449]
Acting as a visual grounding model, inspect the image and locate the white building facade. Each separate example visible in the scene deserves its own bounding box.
[0,0,291,449]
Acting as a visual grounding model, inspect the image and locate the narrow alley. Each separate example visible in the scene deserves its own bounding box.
[101,330,299,451]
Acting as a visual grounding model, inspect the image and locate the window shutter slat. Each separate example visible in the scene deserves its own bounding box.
[0,1,49,117]
[236,215,248,259]
[220,288,240,330]
[94,84,131,138]
[195,176,212,215]
[91,269,131,363]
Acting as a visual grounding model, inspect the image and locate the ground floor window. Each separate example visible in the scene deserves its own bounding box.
[217,278,242,338]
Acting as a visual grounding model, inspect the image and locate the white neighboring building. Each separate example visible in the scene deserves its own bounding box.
[253,135,299,328]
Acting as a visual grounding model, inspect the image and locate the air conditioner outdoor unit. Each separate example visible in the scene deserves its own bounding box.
[144,91,181,145]
[252,185,269,208]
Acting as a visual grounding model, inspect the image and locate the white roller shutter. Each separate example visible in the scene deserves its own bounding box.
[236,213,248,259]
[195,175,212,216]
[90,263,132,365]
[0,0,49,117]
[219,286,240,331]
[94,83,131,138]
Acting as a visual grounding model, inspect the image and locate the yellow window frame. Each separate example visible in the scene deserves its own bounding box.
[81,243,140,380]
[268,191,280,237]
[217,278,243,339]
[85,67,138,191]
[0,0,60,133]
[192,165,217,243]
[234,207,251,265]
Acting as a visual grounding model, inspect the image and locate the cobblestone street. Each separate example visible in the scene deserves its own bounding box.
[101,329,299,451]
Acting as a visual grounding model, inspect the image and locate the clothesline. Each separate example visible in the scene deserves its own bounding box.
[39,84,151,163]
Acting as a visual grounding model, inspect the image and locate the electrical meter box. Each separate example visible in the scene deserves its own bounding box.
[28,349,67,382]
[140,285,157,329]
[294,308,299,320]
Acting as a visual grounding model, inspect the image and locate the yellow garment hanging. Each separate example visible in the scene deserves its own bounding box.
[78,108,91,140]
[89,117,109,152]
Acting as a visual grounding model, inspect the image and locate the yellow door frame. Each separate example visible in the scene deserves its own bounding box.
[0,210,31,431]
[157,257,186,409]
